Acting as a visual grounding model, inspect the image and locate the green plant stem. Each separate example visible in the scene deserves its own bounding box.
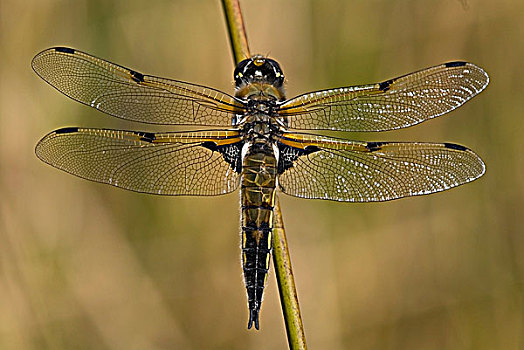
[221,0,251,63]
[273,196,307,349]
[220,0,307,348]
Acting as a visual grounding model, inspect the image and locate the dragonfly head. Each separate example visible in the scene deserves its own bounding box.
[234,55,285,90]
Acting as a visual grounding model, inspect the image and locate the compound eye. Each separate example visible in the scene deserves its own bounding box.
[274,71,283,84]
[233,58,251,86]
[271,66,284,86]
[274,76,284,87]
[234,72,242,85]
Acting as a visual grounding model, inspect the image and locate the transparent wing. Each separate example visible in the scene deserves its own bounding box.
[35,128,242,196]
[277,133,485,202]
[278,62,489,131]
[31,47,245,126]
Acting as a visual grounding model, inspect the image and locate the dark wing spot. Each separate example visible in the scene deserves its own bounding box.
[129,70,145,83]
[445,61,467,68]
[54,47,75,54]
[444,142,467,151]
[278,143,320,174]
[202,141,243,173]
[55,127,79,134]
[365,141,387,152]
[201,141,217,151]
[133,131,155,142]
[304,145,321,154]
[378,79,394,92]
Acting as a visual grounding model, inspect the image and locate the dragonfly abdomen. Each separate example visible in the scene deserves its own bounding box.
[240,142,278,330]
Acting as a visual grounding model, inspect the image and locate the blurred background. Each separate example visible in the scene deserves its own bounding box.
[1,0,522,349]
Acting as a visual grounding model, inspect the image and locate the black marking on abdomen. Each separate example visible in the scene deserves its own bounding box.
[55,127,79,134]
[201,141,243,173]
[444,142,467,151]
[55,47,75,54]
[242,221,272,330]
[241,148,278,330]
[445,61,467,68]
[241,203,273,210]
[129,69,145,83]
[378,79,394,92]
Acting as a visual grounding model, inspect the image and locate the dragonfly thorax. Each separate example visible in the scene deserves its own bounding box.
[241,115,280,142]
[234,97,283,141]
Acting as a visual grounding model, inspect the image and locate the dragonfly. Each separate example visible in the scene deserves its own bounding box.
[32,47,488,330]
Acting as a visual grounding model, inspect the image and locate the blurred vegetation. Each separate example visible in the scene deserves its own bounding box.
[1,0,522,349]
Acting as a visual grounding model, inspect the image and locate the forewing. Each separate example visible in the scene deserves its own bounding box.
[35,128,242,196]
[279,62,489,131]
[31,47,245,126]
[277,133,485,202]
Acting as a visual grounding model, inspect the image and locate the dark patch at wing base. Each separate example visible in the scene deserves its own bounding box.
[278,136,485,203]
[277,143,320,174]
[35,128,242,196]
[304,145,321,153]
[201,141,243,173]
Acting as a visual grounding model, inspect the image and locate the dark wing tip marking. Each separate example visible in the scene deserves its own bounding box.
[133,131,155,142]
[445,61,467,68]
[55,127,79,134]
[54,47,75,54]
[444,142,468,151]
[365,141,387,152]
[129,69,145,83]
[378,79,394,92]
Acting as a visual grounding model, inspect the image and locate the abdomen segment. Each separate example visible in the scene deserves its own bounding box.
[240,143,278,329]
